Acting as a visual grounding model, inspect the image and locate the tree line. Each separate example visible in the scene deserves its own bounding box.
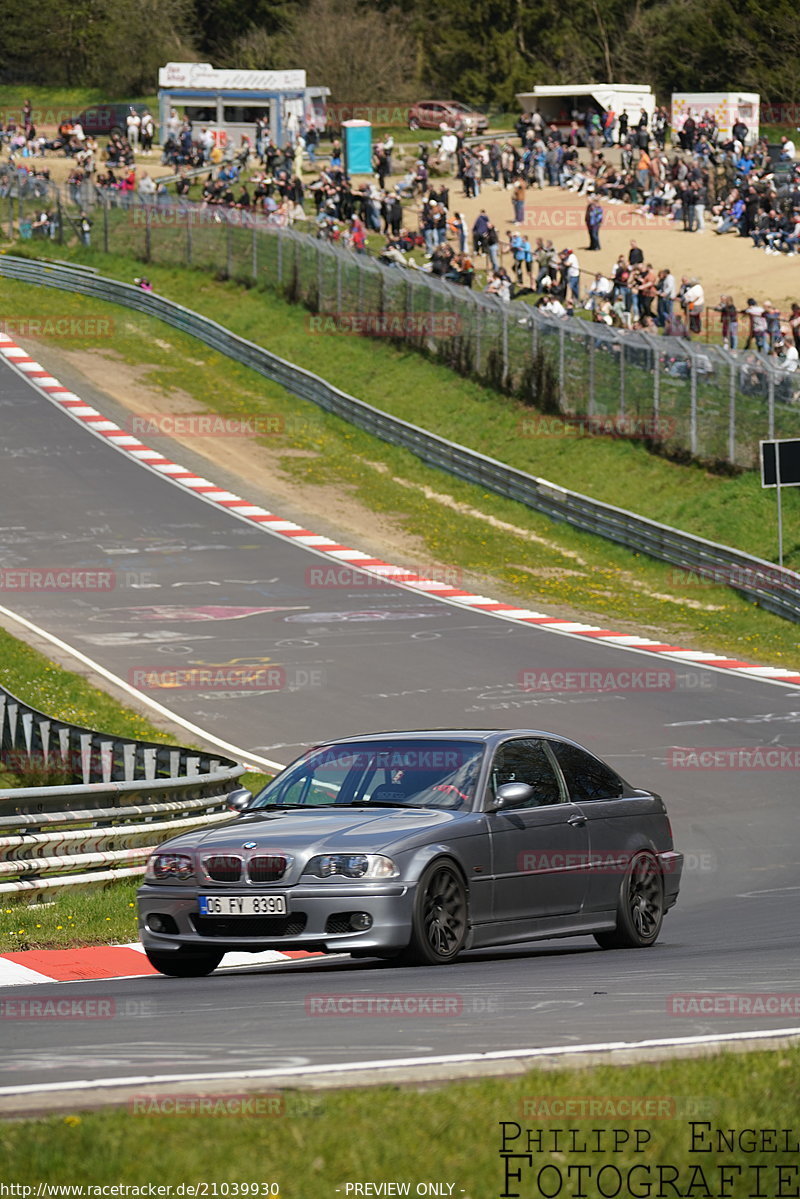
[1,0,798,110]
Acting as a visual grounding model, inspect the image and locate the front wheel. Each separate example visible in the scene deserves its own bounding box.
[399,861,468,965]
[145,947,224,977]
[594,851,664,949]
[408,118,420,131]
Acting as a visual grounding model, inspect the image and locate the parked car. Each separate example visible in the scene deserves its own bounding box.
[407,100,489,133]
[137,728,683,976]
[72,103,151,137]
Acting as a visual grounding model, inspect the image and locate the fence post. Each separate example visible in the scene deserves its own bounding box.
[252,222,258,281]
[226,221,233,277]
[317,241,323,309]
[768,368,775,440]
[652,338,660,426]
[690,353,698,456]
[618,339,625,418]
[475,304,482,375]
[277,233,283,285]
[588,333,595,416]
[558,324,566,410]
[502,305,510,389]
[186,208,193,266]
[336,254,343,316]
[144,204,152,263]
[102,194,109,254]
[57,196,63,245]
[728,359,737,464]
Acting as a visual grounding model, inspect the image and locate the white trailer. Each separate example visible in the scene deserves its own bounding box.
[671,92,760,143]
[516,84,655,130]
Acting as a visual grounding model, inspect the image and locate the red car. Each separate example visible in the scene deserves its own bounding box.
[407,100,488,134]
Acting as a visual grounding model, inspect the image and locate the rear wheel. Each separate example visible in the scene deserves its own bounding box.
[594,851,664,949]
[399,861,467,965]
[145,947,224,977]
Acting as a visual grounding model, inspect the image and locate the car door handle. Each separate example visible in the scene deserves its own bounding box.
[567,813,586,827]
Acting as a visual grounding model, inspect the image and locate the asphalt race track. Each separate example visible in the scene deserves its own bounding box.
[1,355,799,1098]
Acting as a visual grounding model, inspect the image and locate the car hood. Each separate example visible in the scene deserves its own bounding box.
[161,806,475,857]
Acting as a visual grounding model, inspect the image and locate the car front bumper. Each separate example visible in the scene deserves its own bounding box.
[137,881,413,955]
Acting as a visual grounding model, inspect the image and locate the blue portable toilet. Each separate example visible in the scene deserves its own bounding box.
[342,119,373,175]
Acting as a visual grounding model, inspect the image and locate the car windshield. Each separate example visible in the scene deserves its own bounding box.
[251,740,484,811]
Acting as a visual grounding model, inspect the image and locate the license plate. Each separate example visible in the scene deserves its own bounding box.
[199,894,287,916]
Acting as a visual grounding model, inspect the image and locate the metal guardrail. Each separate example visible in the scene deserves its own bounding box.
[1,253,799,624]
[0,682,244,895]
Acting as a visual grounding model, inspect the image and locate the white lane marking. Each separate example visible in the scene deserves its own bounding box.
[0,604,284,773]
[736,886,800,897]
[2,1027,799,1096]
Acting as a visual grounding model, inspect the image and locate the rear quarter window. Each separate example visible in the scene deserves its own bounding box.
[549,742,624,801]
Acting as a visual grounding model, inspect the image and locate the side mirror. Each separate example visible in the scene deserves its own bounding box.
[488,781,534,812]
[226,787,253,814]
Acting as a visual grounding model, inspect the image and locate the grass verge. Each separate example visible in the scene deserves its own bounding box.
[1,1048,797,1188]
[0,880,140,950]
[1,260,798,672]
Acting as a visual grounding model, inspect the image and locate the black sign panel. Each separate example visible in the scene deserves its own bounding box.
[760,439,800,488]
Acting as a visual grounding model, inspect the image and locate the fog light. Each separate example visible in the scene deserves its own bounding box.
[148,913,178,934]
[350,912,372,930]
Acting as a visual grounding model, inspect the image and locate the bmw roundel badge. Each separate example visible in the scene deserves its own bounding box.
[242,841,257,849]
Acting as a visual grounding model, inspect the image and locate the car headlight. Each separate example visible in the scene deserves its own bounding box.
[303,853,399,879]
[146,853,194,881]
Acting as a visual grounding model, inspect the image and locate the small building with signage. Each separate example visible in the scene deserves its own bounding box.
[158,62,329,147]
